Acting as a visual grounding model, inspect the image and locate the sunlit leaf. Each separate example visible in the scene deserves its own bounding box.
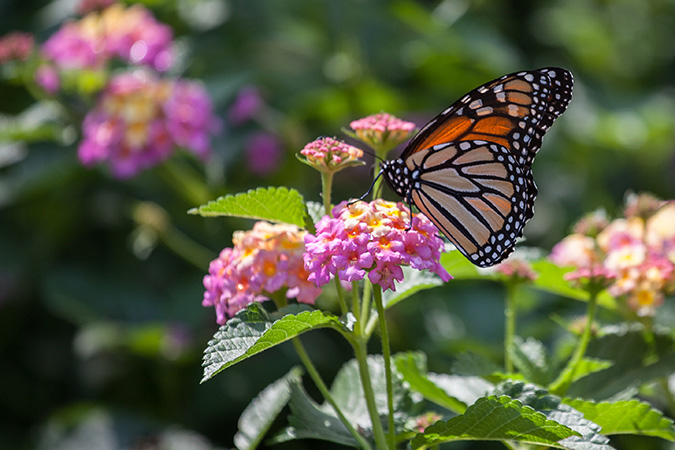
[188,186,308,227]
[201,304,346,382]
[411,395,579,449]
[564,398,675,441]
[383,266,446,309]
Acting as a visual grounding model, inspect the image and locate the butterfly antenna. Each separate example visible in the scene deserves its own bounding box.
[350,169,384,205]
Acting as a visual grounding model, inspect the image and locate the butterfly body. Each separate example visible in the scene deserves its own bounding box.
[381,67,573,267]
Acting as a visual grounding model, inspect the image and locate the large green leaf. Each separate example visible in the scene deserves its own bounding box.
[410,395,579,449]
[496,381,614,450]
[201,304,346,382]
[270,377,361,448]
[234,367,302,450]
[564,398,675,441]
[188,186,308,227]
[394,352,468,413]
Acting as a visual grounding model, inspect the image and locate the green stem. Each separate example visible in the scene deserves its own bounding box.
[158,159,211,207]
[504,282,518,373]
[373,285,395,449]
[321,171,334,216]
[549,289,599,395]
[292,338,371,450]
[359,280,372,335]
[334,277,349,316]
[353,336,389,450]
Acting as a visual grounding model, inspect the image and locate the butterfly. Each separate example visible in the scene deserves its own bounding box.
[380,67,573,267]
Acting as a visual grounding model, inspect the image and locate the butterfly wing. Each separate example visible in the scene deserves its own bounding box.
[389,67,573,266]
[402,140,531,266]
[402,67,573,169]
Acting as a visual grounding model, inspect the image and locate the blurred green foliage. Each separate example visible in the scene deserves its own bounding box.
[1,0,674,449]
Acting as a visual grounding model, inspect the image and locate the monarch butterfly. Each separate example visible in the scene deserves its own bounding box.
[380,67,573,267]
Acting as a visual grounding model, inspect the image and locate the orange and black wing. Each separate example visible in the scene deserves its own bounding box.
[402,67,573,170]
[385,68,573,266]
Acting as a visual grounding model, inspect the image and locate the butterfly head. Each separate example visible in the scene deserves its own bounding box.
[381,158,417,201]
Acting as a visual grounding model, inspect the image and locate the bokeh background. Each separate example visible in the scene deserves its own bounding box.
[1,0,674,449]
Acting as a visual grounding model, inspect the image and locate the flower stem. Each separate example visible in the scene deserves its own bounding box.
[353,336,389,450]
[292,338,372,450]
[504,281,517,373]
[321,171,334,216]
[549,289,599,395]
[373,285,396,449]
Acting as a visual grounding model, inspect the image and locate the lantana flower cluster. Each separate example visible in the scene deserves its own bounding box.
[349,112,416,151]
[304,200,451,292]
[299,137,364,173]
[42,3,173,72]
[202,222,322,324]
[550,194,675,316]
[79,71,218,178]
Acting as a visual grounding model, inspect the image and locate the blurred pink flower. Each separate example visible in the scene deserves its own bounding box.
[229,86,263,125]
[79,71,218,178]
[303,199,451,292]
[202,222,322,324]
[0,32,35,64]
[34,65,60,94]
[349,112,416,151]
[550,193,675,316]
[246,132,282,176]
[494,258,538,282]
[42,4,173,71]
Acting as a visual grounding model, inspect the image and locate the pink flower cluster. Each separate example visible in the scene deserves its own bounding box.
[299,137,363,173]
[550,194,675,316]
[303,200,451,292]
[349,113,416,150]
[79,71,218,178]
[0,32,34,64]
[42,3,173,72]
[494,258,538,282]
[203,222,322,324]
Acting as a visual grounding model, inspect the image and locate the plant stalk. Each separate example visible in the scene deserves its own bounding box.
[549,289,599,395]
[292,338,372,450]
[373,285,396,449]
[504,281,517,373]
[353,336,389,450]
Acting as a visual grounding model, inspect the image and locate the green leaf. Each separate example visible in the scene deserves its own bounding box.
[234,367,303,450]
[496,381,614,450]
[568,358,614,384]
[383,266,446,309]
[273,354,419,447]
[269,377,361,447]
[530,260,616,309]
[509,336,556,386]
[564,398,675,441]
[439,250,481,279]
[188,186,308,227]
[394,352,468,413]
[201,304,346,382]
[410,395,579,449]
[567,323,675,399]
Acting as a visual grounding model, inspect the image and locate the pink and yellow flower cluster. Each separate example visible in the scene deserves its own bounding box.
[203,222,322,324]
[303,200,451,292]
[79,71,218,178]
[42,3,173,72]
[299,137,363,173]
[550,194,675,316]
